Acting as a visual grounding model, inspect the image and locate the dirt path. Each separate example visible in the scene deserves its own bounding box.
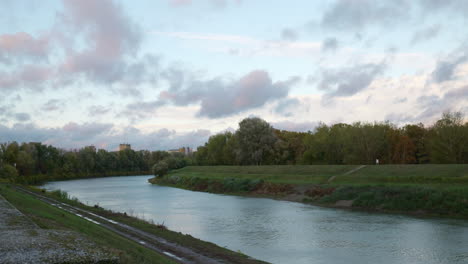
[327,165,367,183]
[12,186,237,264]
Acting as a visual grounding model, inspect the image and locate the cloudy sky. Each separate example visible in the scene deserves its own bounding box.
[1,0,467,151]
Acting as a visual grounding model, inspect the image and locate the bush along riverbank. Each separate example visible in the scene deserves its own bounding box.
[149,165,468,219]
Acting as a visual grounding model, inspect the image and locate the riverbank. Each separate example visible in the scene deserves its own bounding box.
[15,171,152,185]
[149,165,468,219]
[0,184,268,264]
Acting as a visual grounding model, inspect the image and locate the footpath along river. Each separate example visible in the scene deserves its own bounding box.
[43,175,468,264]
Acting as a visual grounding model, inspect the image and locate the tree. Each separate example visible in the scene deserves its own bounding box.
[152,161,169,177]
[236,117,277,165]
[0,164,18,179]
[429,111,468,163]
[403,123,429,163]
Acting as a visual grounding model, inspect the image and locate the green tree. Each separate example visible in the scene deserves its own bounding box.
[429,111,468,163]
[152,161,169,177]
[236,117,277,165]
[0,164,18,179]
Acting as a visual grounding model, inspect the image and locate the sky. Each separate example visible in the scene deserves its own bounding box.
[0,0,467,151]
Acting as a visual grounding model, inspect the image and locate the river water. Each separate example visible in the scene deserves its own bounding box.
[42,175,468,264]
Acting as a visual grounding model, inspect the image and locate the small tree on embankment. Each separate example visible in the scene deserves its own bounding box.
[152,161,169,178]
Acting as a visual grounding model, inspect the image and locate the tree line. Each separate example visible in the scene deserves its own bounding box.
[194,112,468,166]
[1,111,467,182]
[0,143,189,183]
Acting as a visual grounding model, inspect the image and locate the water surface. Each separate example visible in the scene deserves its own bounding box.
[43,175,468,264]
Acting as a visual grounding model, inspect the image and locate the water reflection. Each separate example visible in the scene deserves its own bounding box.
[43,176,468,264]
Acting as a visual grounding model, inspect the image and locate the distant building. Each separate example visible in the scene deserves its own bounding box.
[167,147,192,155]
[119,144,131,151]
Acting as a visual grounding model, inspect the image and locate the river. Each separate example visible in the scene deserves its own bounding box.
[42,175,468,264]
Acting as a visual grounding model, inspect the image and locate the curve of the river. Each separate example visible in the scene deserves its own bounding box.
[42,175,468,264]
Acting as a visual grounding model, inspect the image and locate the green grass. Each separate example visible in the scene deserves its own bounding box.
[0,184,177,264]
[27,185,268,264]
[153,165,468,218]
[333,164,468,185]
[170,165,357,184]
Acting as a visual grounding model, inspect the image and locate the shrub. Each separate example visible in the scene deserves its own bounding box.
[152,161,169,177]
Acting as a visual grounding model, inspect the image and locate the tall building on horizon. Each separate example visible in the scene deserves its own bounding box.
[119,143,131,151]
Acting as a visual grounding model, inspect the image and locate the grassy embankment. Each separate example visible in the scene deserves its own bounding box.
[0,184,267,264]
[150,165,468,218]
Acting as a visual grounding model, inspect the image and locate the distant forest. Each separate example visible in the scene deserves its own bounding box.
[1,112,467,183]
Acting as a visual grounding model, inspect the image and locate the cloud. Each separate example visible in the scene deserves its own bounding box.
[281,28,298,41]
[415,86,468,120]
[0,0,159,95]
[152,31,321,58]
[88,105,112,116]
[420,0,468,17]
[14,113,30,122]
[274,98,300,117]
[322,37,339,52]
[431,53,468,83]
[321,0,410,31]
[318,61,387,99]
[169,0,241,8]
[121,70,299,119]
[0,122,212,151]
[169,0,192,6]
[165,70,300,118]
[58,0,142,84]
[42,99,64,112]
[0,65,52,92]
[271,120,319,132]
[0,32,50,63]
[410,24,441,45]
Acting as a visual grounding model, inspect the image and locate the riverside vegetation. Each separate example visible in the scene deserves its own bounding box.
[149,164,468,218]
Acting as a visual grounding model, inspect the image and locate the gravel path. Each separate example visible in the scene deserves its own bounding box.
[0,194,117,264]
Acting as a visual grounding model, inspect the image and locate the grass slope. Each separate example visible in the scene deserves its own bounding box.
[170,165,356,184]
[152,165,468,218]
[0,185,178,264]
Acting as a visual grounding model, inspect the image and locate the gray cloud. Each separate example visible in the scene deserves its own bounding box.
[0,65,52,92]
[0,122,212,151]
[420,0,468,17]
[321,0,410,31]
[322,37,339,52]
[274,98,300,117]
[14,113,30,122]
[41,99,64,112]
[389,86,468,123]
[58,0,142,84]
[0,103,30,122]
[0,0,159,95]
[88,105,112,116]
[319,61,387,99]
[123,70,300,119]
[431,53,468,83]
[410,24,441,45]
[281,28,298,41]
